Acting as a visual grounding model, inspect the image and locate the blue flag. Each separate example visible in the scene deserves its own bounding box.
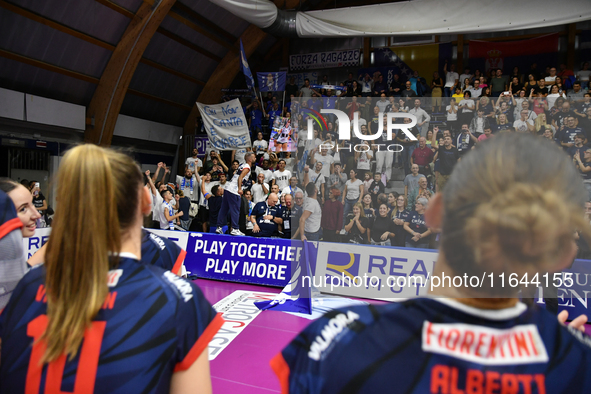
[257,72,287,92]
[239,40,257,98]
[255,240,313,314]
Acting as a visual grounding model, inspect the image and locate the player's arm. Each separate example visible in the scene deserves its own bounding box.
[170,347,212,394]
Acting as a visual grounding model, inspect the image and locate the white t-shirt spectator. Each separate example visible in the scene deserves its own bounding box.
[309,171,325,192]
[152,189,164,221]
[282,185,303,198]
[446,105,458,121]
[545,75,557,84]
[251,182,269,204]
[200,180,218,207]
[459,99,475,114]
[176,175,199,202]
[185,157,202,174]
[159,201,173,229]
[513,119,533,133]
[445,71,459,88]
[313,153,334,178]
[284,157,296,174]
[234,149,247,164]
[253,140,268,154]
[357,150,373,171]
[576,70,591,83]
[345,179,363,200]
[255,167,274,184]
[226,163,250,195]
[273,169,292,190]
[303,197,322,233]
[376,100,389,113]
[459,73,473,88]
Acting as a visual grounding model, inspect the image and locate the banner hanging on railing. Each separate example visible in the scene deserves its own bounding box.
[290,49,360,71]
[196,98,251,151]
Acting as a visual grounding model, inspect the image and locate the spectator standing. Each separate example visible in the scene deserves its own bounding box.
[359,73,374,97]
[370,204,397,246]
[344,203,370,244]
[271,159,291,190]
[431,72,444,112]
[304,163,326,204]
[310,146,334,178]
[160,189,182,231]
[279,194,293,238]
[246,101,263,137]
[185,148,203,175]
[373,74,388,96]
[216,152,255,236]
[469,109,491,137]
[355,141,373,180]
[446,98,458,133]
[342,169,364,227]
[434,135,460,192]
[467,79,482,98]
[574,148,591,200]
[177,191,191,230]
[176,168,201,204]
[367,172,385,208]
[410,136,435,180]
[251,173,269,204]
[285,77,298,98]
[576,62,590,89]
[391,195,410,247]
[404,197,431,248]
[455,123,478,155]
[298,183,323,241]
[199,172,218,232]
[327,163,347,199]
[208,185,223,233]
[457,91,475,128]
[291,191,304,238]
[389,74,403,97]
[299,79,313,100]
[250,192,281,237]
[403,164,422,199]
[443,60,459,97]
[321,188,344,243]
[490,69,509,97]
[362,172,373,194]
[409,99,431,137]
[407,176,433,210]
[30,182,47,227]
[282,176,303,199]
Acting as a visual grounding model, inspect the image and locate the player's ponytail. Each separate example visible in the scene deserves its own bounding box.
[42,144,142,363]
[440,134,591,296]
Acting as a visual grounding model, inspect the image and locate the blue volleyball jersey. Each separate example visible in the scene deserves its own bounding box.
[141,229,186,275]
[0,257,223,393]
[273,298,591,394]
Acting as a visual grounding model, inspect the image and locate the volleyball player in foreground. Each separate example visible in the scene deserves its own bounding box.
[273,134,591,393]
[0,145,223,393]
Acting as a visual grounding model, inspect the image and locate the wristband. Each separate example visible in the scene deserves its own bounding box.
[204,193,210,198]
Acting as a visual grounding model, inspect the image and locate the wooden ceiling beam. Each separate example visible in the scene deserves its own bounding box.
[0,48,192,111]
[0,0,206,86]
[155,27,222,62]
[84,0,178,146]
[173,1,237,43]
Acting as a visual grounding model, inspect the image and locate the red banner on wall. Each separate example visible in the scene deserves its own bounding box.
[469,34,559,71]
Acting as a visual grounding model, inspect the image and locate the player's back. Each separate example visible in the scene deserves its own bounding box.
[274,298,591,394]
[0,256,223,393]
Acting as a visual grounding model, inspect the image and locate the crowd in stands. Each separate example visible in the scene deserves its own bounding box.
[149,60,591,251]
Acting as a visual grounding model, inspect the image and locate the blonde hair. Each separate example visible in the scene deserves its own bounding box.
[352,202,366,217]
[534,114,550,133]
[42,144,142,362]
[441,134,591,296]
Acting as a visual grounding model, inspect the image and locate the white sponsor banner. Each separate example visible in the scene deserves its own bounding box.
[197,99,251,151]
[314,242,437,300]
[289,49,360,71]
[23,227,51,260]
[208,290,277,360]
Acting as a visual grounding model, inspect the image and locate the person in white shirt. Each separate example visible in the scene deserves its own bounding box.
[576,62,590,90]
[199,172,218,232]
[255,159,274,184]
[513,109,535,133]
[185,148,202,175]
[232,147,251,165]
[271,160,291,190]
[467,79,482,98]
[252,132,269,157]
[545,67,557,84]
[304,162,326,204]
[446,98,458,132]
[342,169,364,229]
[409,99,431,137]
[296,183,323,241]
[443,60,459,97]
[376,94,389,113]
[281,176,303,199]
[251,173,269,204]
[216,152,255,236]
[176,169,201,203]
[459,68,472,90]
[160,189,183,230]
[311,147,334,178]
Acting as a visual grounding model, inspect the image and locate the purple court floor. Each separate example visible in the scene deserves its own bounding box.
[196,279,309,393]
[195,278,591,393]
